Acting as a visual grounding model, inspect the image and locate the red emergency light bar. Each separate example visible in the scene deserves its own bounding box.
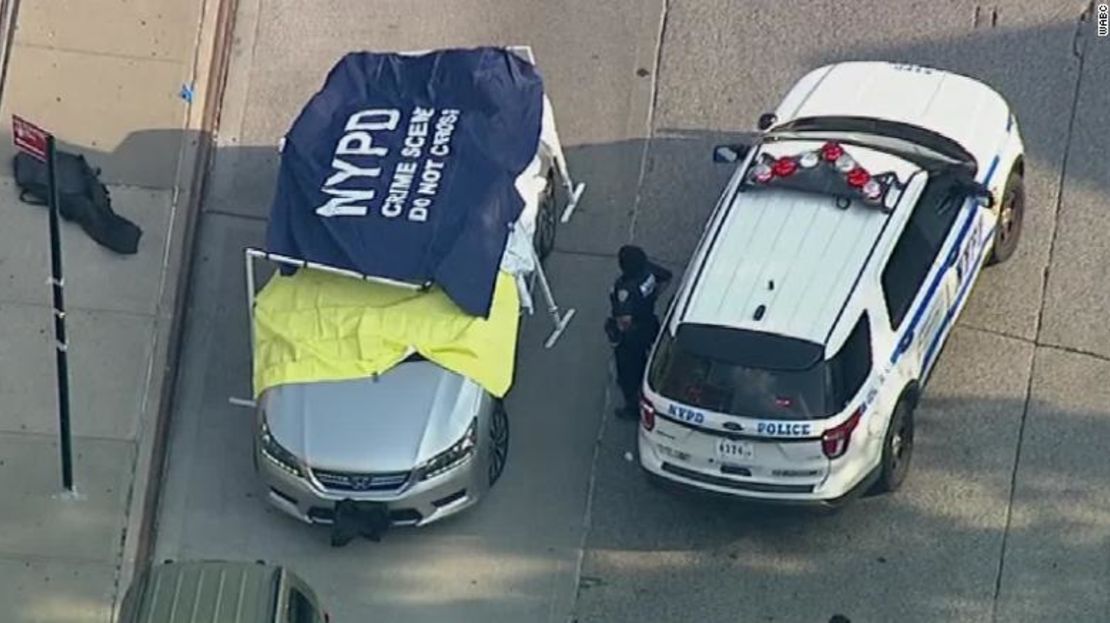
[747,141,895,207]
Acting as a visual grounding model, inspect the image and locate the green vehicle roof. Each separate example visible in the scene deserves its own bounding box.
[122,561,280,623]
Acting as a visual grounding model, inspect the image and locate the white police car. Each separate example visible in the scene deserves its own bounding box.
[638,62,1025,505]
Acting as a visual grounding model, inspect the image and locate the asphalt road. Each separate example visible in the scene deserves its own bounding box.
[153,1,1110,622]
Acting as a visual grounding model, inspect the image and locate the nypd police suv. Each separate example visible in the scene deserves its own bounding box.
[638,62,1025,505]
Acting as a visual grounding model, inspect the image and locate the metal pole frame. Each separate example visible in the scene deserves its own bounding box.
[45,135,74,492]
[506,44,586,223]
[528,241,576,349]
[243,246,426,343]
[235,248,430,408]
[504,44,584,346]
[515,272,534,316]
[552,148,586,224]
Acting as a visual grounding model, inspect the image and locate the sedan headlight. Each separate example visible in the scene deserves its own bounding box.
[259,416,304,478]
[416,418,478,481]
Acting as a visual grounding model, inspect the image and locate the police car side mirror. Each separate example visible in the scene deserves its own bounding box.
[960,180,994,208]
[713,144,749,163]
[973,189,995,209]
[972,192,994,209]
[757,113,778,131]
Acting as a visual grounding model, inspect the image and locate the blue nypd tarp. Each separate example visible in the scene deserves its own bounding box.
[266,48,545,318]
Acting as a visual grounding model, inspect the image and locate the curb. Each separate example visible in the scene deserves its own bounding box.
[116,0,241,598]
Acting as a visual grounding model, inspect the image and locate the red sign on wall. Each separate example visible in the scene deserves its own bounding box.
[12,115,50,162]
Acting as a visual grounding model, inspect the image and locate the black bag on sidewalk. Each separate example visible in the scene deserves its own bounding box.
[12,151,142,255]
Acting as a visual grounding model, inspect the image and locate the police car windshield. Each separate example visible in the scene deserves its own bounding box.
[648,320,872,421]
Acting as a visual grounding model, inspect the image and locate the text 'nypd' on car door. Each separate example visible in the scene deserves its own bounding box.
[921,191,994,378]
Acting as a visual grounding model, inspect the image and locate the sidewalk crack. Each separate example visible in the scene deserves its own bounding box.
[568,3,668,620]
[990,4,1092,620]
[626,0,670,244]
[13,41,182,65]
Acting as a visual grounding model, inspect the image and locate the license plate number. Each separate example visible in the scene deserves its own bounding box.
[716,439,754,461]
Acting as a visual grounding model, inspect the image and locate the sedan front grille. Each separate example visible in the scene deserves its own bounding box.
[312,468,410,492]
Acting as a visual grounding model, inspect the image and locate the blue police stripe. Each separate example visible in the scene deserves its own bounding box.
[920,222,996,375]
[983,154,1000,188]
[888,154,1001,368]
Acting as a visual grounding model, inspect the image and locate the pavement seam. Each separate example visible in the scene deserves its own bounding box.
[0,552,123,566]
[962,322,1110,364]
[0,429,140,445]
[14,41,184,65]
[566,4,668,619]
[957,323,1030,344]
[566,5,669,619]
[625,0,669,243]
[0,300,158,318]
[989,5,1092,620]
[0,177,187,193]
[1033,341,1110,364]
[990,344,1039,622]
[202,207,268,222]
[565,386,613,623]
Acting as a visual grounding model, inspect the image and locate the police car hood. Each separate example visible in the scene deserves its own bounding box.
[772,61,1011,167]
[261,362,482,473]
[265,47,559,319]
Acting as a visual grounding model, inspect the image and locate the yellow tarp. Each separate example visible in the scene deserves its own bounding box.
[252,269,519,399]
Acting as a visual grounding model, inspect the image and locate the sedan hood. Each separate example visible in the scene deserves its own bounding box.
[262,361,482,473]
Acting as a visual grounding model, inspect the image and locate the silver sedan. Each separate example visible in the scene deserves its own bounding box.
[254,352,509,532]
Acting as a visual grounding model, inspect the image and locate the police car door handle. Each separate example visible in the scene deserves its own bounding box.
[898,331,914,352]
[946,247,958,267]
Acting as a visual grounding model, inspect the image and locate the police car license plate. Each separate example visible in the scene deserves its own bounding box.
[716,439,754,461]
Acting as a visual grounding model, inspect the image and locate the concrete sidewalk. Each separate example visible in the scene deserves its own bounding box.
[0,0,231,620]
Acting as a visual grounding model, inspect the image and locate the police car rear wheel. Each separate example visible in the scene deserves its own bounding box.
[986,171,1024,266]
[488,400,510,486]
[875,401,915,493]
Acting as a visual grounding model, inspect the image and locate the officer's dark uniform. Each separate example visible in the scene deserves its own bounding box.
[605,246,672,419]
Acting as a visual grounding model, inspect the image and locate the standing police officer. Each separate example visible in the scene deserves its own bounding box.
[605,245,672,419]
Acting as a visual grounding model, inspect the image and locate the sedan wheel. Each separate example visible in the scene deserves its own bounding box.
[534,170,558,262]
[488,400,510,486]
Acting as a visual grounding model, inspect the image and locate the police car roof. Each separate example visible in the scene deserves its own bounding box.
[773,62,1011,168]
[675,140,922,348]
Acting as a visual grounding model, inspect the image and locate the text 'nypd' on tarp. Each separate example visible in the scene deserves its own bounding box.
[266,48,545,317]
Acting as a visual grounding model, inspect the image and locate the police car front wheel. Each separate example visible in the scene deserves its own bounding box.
[873,400,915,494]
[986,170,1024,266]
